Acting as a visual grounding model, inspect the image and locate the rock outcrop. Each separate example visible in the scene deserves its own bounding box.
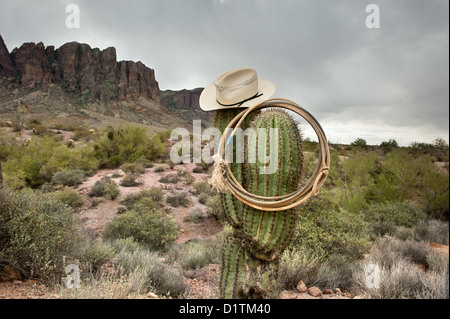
[0,36,14,76]
[0,35,160,103]
[160,88,210,123]
[160,88,203,110]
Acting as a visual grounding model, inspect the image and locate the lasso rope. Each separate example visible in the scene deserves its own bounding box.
[209,98,331,211]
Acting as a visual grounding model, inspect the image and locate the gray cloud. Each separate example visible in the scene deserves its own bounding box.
[1,0,448,146]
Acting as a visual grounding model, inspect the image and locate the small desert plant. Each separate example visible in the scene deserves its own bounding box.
[120,173,140,187]
[0,187,81,282]
[166,192,191,208]
[158,174,180,184]
[120,187,164,209]
[176,238,222,270]
[183,209,204,224]
[46,188,85,208]
[103,202,179,250]
[205,195,223,220]
[51,169,85,186]
[111,238,187,297]
[413,219,449,245]
[89,177,120,200]
[120,162,145,175]
[154,165,165,173]
[77,240,115,274]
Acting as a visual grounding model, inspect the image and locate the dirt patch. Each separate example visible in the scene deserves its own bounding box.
[75,163,221,241]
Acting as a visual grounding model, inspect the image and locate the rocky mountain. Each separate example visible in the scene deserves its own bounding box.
[160,88,210,123]
[0,35,209,131]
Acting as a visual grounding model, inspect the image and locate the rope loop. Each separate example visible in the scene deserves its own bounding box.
[210,98,331,211]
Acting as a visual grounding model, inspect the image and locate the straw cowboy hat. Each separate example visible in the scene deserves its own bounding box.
[199,67,276,111]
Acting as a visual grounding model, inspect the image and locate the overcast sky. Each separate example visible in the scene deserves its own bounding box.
[1,0,448,146]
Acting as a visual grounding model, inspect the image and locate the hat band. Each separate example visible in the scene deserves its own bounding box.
[217,92,263,107]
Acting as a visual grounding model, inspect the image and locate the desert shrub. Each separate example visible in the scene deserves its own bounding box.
[40,182,55,193]
[154,165,165,173]
[2,135,98,188]
[51,169,85,186]
[328,151,379,213]
[177,238,222,270]
[120,162,145,175]
[158,175,180,184]
[26,118,42,126]
[77,240,115,274]
[72,125,97,141]
[166,192,191,208]
[120,187,164,209]
[183,172,195,185]
[0,187,80,282]
[103,203,179,250]
[353,237,448,299]
[111,238,187,297]
[413,219,449,245]
[192,181,215,197]
[205,195,223,220]
[89,177,120,200]
[279,248,322,289]
[364,201,426,239]
[372,149,449,219]
[120,173,140,187]
[135,156,153,168]
[184,209,204,224]
[45,188,85,208]
[294,193,370,261]
[193,166,205,173]
[94,125,165,168]
[30,124,53,136]
[353,258,447,299]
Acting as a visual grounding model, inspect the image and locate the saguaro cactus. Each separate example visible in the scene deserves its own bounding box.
[213,108,304,299]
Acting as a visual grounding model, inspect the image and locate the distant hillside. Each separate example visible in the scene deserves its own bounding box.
[0,35,210,131]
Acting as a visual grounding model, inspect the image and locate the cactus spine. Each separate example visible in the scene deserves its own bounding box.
[214,108,304,299]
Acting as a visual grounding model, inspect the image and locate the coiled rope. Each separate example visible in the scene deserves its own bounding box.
[209,98,330,211]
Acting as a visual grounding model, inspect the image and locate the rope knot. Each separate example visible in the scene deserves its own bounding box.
[208,154,228,193]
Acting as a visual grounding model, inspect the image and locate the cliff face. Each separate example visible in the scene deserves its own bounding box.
[1,35,211,129]
[160,88,202,110]
[0,35,160,103]
[160,88,210,123]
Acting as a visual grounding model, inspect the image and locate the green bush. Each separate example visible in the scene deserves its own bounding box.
[192,181,216,197]
[158,175,180,184]
[295,193,371,261]
[364,201,426,233]
[51,169,85,186]
[111,238,187,297]
[89,177,120,200]
[120,162,145,175]
[413,219,449,245]
[2,135,98,188]
[205,195,223,220]
[94,125,165,168]
[120,187,164,209]
[166,192,191,208]
[184,209,204,224]
[103,203,179,250]
[177,238,222,270]
[371,149,449,218]
[0,187,80,282]
[154,165,165,173]
[45,188,85,208]
[77,241,115,274]
[120,173,140,187]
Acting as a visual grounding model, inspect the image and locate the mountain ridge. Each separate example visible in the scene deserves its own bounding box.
[0,35,209,131]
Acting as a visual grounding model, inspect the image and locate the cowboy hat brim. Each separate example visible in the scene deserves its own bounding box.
[199,77,276,111]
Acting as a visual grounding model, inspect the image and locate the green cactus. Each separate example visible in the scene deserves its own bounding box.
[214,108,304,299]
